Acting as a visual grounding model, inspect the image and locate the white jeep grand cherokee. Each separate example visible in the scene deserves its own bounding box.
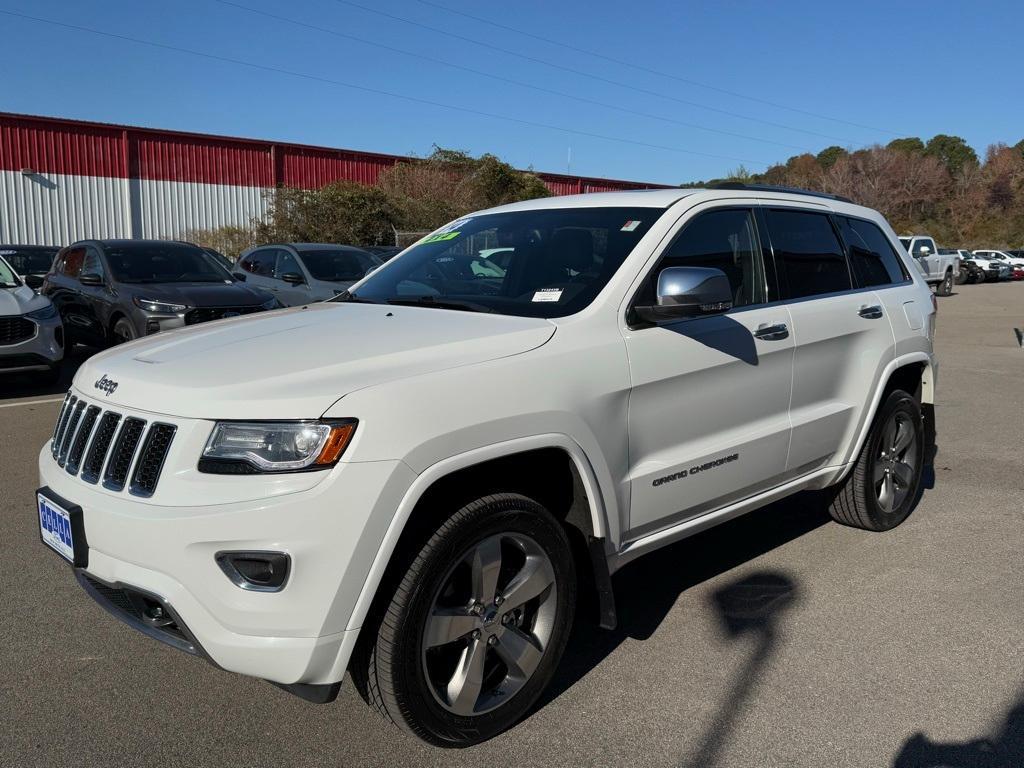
[37,186,937,746]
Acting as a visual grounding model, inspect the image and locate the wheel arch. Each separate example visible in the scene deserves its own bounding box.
[341,435,616,662]
[840,352,935,477]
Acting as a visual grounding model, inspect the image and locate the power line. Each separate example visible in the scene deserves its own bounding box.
[331,0,865,146]
[213,0,811,153]
[0,9,771,170]
[413,0,901,138]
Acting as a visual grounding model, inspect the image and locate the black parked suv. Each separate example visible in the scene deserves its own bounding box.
[42,240,277,346]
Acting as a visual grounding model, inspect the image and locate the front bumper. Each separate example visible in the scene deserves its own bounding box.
[0,316,63,373]
[37,398,415,686]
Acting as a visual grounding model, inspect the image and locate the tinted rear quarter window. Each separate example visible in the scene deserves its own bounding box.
[836,216,909,288]
[765,209,851,299]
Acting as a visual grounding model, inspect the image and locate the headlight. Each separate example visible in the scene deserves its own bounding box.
[133,296,189,313]
[25,303,58,321]
[199,420,357,474]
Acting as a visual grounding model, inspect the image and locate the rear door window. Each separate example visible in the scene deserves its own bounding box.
[835,216,909,287]
[764,209,852,299]
[239,249,277,277]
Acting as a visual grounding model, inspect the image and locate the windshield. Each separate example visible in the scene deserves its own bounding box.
[0,248,58,274]
[299,248,380,282]
[341,206,660,318]
[0,257,20,287]
[105,242,234,283]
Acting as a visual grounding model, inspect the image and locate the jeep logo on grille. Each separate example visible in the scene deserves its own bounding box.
[94,375,119,397]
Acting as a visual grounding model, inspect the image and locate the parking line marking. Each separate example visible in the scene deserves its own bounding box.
[0,397,66,409]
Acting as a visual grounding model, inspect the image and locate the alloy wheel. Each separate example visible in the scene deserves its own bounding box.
[421,532,557,717]
[874,412,918,514]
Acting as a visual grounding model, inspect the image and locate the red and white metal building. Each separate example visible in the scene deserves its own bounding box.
[0,112,669,246]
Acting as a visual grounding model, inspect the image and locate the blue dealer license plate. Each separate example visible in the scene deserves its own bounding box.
[38,492,80,564]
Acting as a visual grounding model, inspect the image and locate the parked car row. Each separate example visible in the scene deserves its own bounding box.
[0,238,400,384]
[898,236,1024,287]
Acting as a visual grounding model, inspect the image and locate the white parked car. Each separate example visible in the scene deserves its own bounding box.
[967,252,1010,282]
[0,254,64,382]
[973,249,1024,272]
[37,186,937,746]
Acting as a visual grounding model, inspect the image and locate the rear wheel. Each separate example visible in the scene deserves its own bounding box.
[827,389,924,531]
[353,493,576,746]
[936,269,953,296]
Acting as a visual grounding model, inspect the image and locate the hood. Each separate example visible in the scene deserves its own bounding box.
[120,280,271,307]
[74,303,556,418]
[0,284,52,315]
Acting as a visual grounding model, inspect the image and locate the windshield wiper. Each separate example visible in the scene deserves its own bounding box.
[385,296,494,313]
[332,290,380,304]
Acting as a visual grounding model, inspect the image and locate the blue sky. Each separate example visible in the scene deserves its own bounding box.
[3,0,1022,184]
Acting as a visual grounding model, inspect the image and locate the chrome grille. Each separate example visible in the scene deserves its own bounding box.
[103,418,146,492]
[49,397,177,497]
[130,424,177,497]
[51,395,76,459]
[58,401,86,467]
[81,412,121,484]
[66,405,100,475]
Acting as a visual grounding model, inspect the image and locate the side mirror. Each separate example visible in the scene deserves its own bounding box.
[280,272,305,285]
[79,273,104,287]
[917,245,931,257]
[24,274,44,290]
[634,267,733,324]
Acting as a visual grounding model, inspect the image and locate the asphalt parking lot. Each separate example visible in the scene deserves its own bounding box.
[2,282,1022,768]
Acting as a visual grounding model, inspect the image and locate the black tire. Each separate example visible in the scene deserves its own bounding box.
[955,266,968,285]
[827,389,924,531]
[112,317,136,345]
[352,493,576,747]
[936,269,953,296]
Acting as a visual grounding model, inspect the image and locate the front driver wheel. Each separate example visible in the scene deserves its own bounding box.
[353,493,576,746]
[112,317,136,345]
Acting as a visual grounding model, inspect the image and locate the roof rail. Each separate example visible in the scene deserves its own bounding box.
[708,182,854,204]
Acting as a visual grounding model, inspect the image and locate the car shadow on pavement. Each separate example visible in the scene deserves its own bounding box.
[892,691,1024,767]
[541,493,826,709]
[0,345,94,401]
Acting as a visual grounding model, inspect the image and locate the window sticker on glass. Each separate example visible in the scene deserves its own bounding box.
[532,288,563,302]
[422,231,461,244]
[620,220,642,232]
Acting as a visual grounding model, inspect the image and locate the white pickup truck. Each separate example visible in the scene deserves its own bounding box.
[899,235,959,295]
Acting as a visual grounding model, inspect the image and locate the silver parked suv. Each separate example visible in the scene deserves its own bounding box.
[234,243,382,306]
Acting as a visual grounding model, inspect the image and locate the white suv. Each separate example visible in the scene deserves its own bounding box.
[36,186,937,746]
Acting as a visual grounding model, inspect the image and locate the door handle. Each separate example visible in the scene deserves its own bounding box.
[859,304,883,319]
[754,322,789,341]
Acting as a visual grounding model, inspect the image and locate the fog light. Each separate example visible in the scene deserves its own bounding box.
[146,320,161,335]
[216,551,290,592]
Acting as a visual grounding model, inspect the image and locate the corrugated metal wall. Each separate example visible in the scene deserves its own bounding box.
[0,171,130,244]
[0,112,670,246]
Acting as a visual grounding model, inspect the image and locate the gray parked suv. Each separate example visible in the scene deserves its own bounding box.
[234,243,381,306]
[42,240,277,346]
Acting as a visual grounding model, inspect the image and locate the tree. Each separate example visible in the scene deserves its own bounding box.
[257,181,397,246]
[924,135,978,176]
[816,146,848,169]
[886,137,925,155]
[377,146,549,231]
